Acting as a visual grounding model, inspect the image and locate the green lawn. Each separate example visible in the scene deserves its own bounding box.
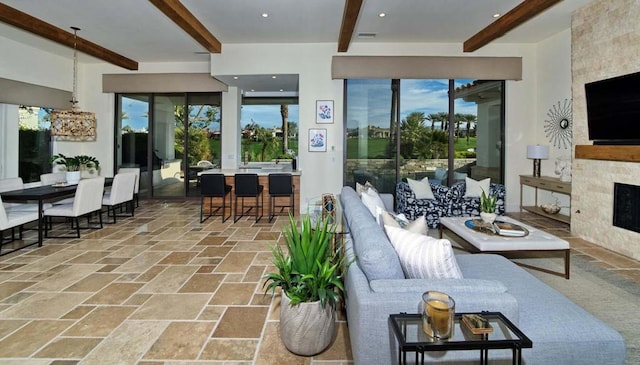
[346,137,476,159]
[210,136,475,161]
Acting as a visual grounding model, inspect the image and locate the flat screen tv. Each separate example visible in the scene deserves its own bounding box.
[585,70,640,145]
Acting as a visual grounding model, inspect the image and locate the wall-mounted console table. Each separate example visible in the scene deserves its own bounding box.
[519,175,571,224]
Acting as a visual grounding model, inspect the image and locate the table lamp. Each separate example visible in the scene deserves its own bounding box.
[526,145,549,177]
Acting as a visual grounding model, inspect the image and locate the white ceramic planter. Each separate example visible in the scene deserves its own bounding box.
[280,292,336,356]
[65,171,81,185]
[480,212,497,224]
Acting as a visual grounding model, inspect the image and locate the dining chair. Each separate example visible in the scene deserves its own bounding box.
[200,173,232,223]
[0,177,24,193]
[233,173,264,223]
[118,167,141,207]
[43,177,105,238]
[102,172,136,224]
[268,173,295,223]
[0,177,48,212]
[0,195,40,252]
[40,172,67,186]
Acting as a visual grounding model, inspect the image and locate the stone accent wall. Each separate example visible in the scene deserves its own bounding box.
[572,0,640,260]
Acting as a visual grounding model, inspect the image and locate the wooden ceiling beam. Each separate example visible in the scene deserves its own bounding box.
[463,0,563,52]
[149,0,221,53]
[0,3,138,70]
[338,0,363,52]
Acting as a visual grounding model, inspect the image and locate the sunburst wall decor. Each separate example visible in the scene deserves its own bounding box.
[544,99,572,149]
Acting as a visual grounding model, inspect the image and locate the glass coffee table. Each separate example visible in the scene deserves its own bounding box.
[389,312,532,365]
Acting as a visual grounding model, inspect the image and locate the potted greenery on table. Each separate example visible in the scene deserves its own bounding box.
[480,190,497,224]
[263,213,346,356]
[51,154,100,183]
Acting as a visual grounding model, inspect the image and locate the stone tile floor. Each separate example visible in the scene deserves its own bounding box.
[0,201,636,364]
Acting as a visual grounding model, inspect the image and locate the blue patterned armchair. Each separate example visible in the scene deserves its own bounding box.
[447,181,506,217]
[395,181,450,228]
[395,180,506,229]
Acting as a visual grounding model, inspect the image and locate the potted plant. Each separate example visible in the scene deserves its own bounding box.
[263,214,346,356]
[74,155,101,178]
[51,154,100,183]
[480,190,497,224]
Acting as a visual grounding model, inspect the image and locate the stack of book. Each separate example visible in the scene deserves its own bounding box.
[492,221,527,237]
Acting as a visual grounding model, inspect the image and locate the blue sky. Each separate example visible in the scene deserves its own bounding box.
[120,97,298,131]
[241,105,299,129]
[346,79,478,128]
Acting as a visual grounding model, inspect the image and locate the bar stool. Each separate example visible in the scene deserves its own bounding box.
[200,173,232,223]
[268,173,295,223]
[234,174,264,223]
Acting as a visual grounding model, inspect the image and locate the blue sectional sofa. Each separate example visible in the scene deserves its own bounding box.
[340,186,625,365]
[396,180,506,229]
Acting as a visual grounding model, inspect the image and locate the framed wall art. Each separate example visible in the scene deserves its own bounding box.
[308,128,327,152]
[316,100,334,124]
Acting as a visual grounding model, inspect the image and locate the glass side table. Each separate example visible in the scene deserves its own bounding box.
[308,194,349,244]
[389,312,532,365]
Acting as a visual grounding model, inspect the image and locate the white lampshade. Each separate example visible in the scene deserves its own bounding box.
[526,145,549,159]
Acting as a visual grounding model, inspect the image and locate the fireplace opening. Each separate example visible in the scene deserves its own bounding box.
[613,183,640,233]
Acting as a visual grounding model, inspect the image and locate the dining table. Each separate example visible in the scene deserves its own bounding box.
[0,178,113,251]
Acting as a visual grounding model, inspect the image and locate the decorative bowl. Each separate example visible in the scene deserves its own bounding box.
[540,203,561,214]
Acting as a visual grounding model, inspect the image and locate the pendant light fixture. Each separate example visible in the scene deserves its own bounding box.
[50,26,97,141]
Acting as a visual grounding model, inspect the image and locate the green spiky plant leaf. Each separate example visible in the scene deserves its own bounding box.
[480,189,497,213]
[263,213,348,309]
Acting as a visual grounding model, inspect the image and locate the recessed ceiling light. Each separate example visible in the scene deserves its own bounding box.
[357,32,377,39]
[251,89,255,92]
[233,76,239,80]
[493,13,501,18]
[271,75,277,79]
[280,89,284,92]
[262,13,269,18]
[379,12,386,17]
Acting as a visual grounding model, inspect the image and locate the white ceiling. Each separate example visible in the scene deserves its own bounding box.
[0,0,593,92]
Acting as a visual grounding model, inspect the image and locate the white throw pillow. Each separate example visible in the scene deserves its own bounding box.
[356,181,378,196]
[464,177,491,198]
[407,177,435,200]
[381,211,428,235]
[384,225,463,279]
[361,188,386,219]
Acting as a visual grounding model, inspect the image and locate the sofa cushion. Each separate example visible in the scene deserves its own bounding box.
[369,277,507,294]
[341,186,405,280]
[384,225,463,279]
[361,188,386,218]
[407,177,435,199]
[355,181,377,196]
[464,177,490,198]
[381,212,427,235]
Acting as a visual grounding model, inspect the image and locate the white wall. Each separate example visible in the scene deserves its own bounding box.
[530,29,573,215]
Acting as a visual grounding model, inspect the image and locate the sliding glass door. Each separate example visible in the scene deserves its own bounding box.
[152,94,185,197]
[116,92,221,198]
[185,93,221,197]
[116,95,150,198]
[344,79,504,193]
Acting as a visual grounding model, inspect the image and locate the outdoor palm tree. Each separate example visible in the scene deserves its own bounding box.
[453,113,477,142]
[256,127,278,161]
[400,112,427,159]
[426,112,448,131]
